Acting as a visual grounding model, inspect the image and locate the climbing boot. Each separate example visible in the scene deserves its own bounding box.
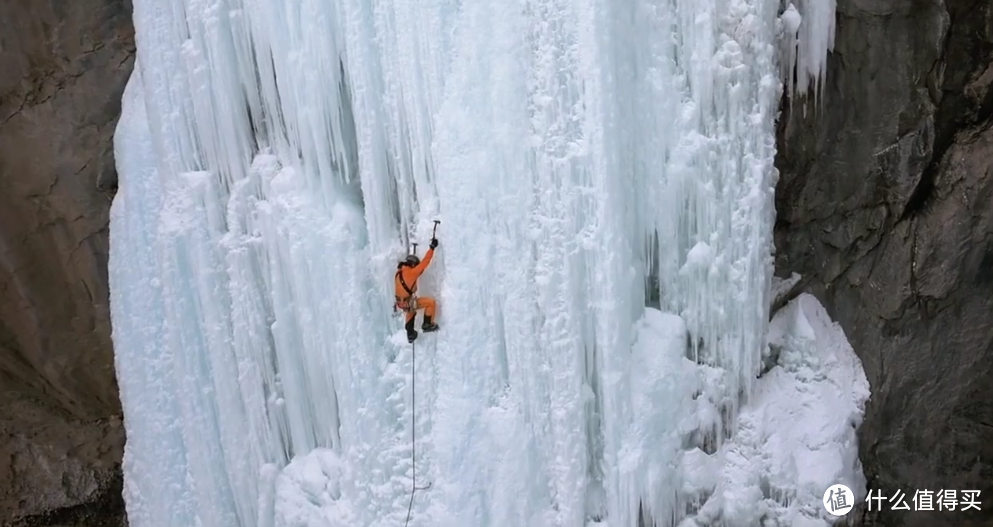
[405,318,418,343]
[422,316,439,333]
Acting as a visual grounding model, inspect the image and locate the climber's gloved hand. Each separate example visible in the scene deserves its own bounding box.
[430,238,438,249]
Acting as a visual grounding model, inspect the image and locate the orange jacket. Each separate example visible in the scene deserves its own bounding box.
[395,247,434,299]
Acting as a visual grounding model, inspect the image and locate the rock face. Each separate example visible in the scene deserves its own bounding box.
[0,0,133,524]
[775,0,993,526]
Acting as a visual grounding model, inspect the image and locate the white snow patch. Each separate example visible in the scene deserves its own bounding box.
[682,293,870,527]
[627,310,697,524]
[274,449,358,527]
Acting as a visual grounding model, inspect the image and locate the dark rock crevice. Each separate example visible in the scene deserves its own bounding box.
[902,0,993,222]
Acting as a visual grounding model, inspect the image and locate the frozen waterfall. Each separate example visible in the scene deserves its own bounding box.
[108,0,867,525]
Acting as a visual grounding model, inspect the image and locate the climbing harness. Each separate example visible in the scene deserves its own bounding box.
[395,269,417,314]
[394,239,420,315]
[395,294,417,313]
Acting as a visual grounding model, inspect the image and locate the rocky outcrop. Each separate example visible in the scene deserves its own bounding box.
[0,393,126,527]
[775,0,993,526]
[0,0,133,524]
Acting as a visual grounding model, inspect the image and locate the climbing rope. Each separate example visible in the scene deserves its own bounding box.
[403,341,426,527]
[402,224,439,526]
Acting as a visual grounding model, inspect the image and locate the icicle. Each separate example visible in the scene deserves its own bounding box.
[780,0,837,113]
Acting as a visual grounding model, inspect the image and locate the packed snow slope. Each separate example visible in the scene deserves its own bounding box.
[108,0,867,526]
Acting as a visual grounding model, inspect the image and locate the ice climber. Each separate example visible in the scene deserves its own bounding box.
[395,236,440,343]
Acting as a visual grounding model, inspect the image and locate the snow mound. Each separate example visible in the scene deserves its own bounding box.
[274,449,359,527]
[681,293,870,526]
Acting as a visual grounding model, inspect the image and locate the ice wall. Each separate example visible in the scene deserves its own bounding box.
[109,0,850,526]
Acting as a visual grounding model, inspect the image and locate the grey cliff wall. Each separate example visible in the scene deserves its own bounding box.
[0,0,133,525]
[774,0,993,526]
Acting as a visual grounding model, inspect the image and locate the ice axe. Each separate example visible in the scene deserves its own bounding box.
[410,221,440,256]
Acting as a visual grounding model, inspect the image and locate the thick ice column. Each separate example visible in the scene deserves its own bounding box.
[333,0,406,252]
[130,0,203,177]
[250,0,355,197]
[159,170,255,527]
[426,0,548,524]
[110,64,199,527]
[649,0,782,447]
[593,0,690,523]
[521,0,605,523]
[120,0,381,524]
[180,0,258,188]
[113,55,283,527]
